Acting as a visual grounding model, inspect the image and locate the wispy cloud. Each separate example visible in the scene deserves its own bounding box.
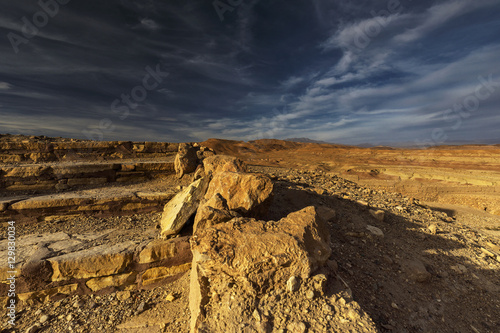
[394,0,498,43]
[139,18,161,31]
[321,12,406,51]
[280,76,305,89]
[0,82,11,90]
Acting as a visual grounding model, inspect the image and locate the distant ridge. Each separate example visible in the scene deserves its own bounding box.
[285,137,330,144]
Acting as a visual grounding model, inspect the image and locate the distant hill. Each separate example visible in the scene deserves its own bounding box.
[355,143,377,148]
[285,137,331,144]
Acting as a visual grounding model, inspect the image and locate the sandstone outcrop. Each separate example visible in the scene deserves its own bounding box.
[0,160,175,196]
[174,143,199,179]
[196,146,216,161]
[189,206,332,332]
[204,171,273,216]
[193,193,239,234]
[160,177,210,237]
[163,155,273,237]
[202,154,247,176]
[0,231,192,305]
[174,143,216,178]
[0,134,179,163]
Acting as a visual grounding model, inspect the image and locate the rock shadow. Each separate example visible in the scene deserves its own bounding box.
[263,180,500,333]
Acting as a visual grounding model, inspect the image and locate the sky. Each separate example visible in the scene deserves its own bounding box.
[0,0,499,146]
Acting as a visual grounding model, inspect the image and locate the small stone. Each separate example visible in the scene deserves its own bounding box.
[137,301,145,313]
[322,304,332,313]
[382,255,393,265]
[382,324,395,330]
[252,309,261,322]
[25,324,40,333]
[486,242,500,252]
[312,274,327,293]
[306,290,315,299]
[314,188,325,195]
[357,200,368,207]
[347,309,358,320]
[116,291,131,301]
[73,300,84,308]
[66,314,73,321]
[287,321,307,333]
[369,209,385,222]
[402,259,431,282]
[451,264,467,274]
[39,314,49,324]
[366,225,384,237]
[166,293,176,302]
[287,276,299,292]
[428,224,437,235]
[391,302,399,309]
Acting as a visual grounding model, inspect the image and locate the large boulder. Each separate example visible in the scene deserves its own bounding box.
[174,143,199,179]
[204,171,273,216]
[193,193,239,234]
[174,143,217,179]
[159,177,210,238]
[196,146,216,161]
[189,206,333,333]
[202,155,247,176]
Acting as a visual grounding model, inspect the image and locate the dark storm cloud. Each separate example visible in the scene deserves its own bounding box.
[0,0,499,145]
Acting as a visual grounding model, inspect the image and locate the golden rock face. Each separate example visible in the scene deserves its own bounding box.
[160,177,210,238]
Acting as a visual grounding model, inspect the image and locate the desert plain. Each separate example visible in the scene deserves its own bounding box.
[0,134,499,333]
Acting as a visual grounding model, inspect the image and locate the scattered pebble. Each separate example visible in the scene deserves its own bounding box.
[287,276,300,293]
[39,314,49,324]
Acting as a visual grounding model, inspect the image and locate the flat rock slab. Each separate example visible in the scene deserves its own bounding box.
[0,197,29,210]
[2,166,52,178]
[2,186,176,223]
[139,239,178,264]
[0,232,69,281]
[141,263,191,286]
[48,239,83,252]
[11,196,92,210]
[135,191,175,201]
[160,177,210,237]
[50,163,120,175]
[48,241,137,281]
[86,272,137,292]
[3,232,70,248]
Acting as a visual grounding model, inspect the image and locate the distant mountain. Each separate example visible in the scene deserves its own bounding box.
[285,137,331,144]
[355,143,377,148]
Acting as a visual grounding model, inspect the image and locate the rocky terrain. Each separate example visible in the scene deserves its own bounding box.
[201,139,500,216]
[0,135,499,333]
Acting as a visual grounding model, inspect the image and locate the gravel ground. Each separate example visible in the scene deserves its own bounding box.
[1,165,499,333]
